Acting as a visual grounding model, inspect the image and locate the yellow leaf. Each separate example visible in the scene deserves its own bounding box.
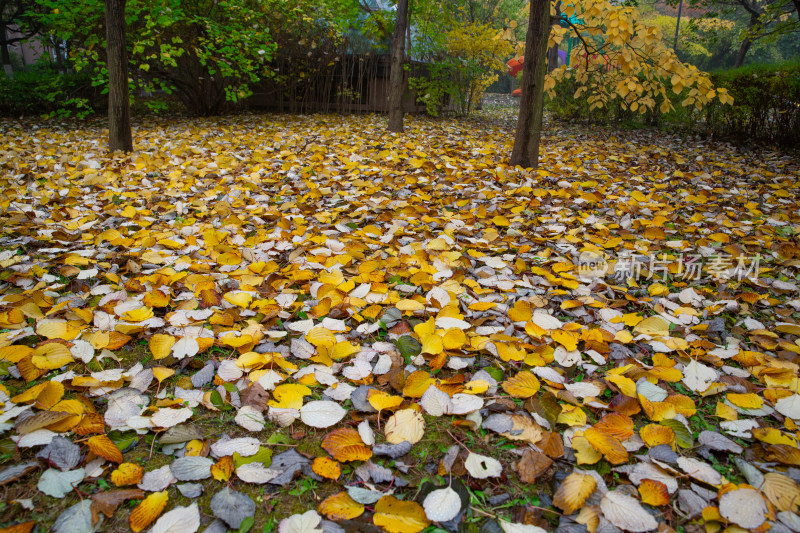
[368,390,404,412]
[331,341,360,360]
[129,491,169,533]
[551,330,578,351]
[501,371,541,398]
[322,428,372,462]
[268,384,311,409]
[396,299,425,312]
[385,409,424,444]
[318,492,365,520]
[727,393,762,409]
[557,405,587,426]
[149,334,176,360]
[306,327,336,349]
[442,328,466,350]
[373,495,430,533]
[87,434,124,463]
[110,463,144,486]
[312,457,342,480]
[553,472,597,514]
[31,343,74,370]
[211,456,234,482]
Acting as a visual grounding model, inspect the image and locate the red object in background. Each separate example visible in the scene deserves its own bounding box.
[512,88,522,97]
[507,56,524,77]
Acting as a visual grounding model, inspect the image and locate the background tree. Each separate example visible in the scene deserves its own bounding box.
[105,0,131,152]
[511,0,734,169]
[510,0,550,168]
[388,0,409,132]
[33,0,286,116]
[0,0,39,75]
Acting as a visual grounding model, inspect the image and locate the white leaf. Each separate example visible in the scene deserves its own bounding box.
[384,409,424,444]
[358,420,375,446]
[600,490,658,532]
[151,407,193,428]
[38,468,85,498]
[267,407,299,427]
[435,317,471,330]
[217,360,244,382]
[677,457,722,485]
[235,406,266,432]
[565,381,603,398]
[423,487,462,522]
[775,394,800,420]
[324,382,355,401]
[172,337,199,360]
[257,370,284,391]
[138,465,175,492]
[211,437,261,458]
[531,310,563,330]
[499,522,548,533]
[636,378,668,402]
[681,359,718,393]
[53,501,94,533]
[719,488,767,529]
[278,510,323,533]
[236,463,280,484]
[553,347,581,367]
[299,400,346,428]
[150,503,200,533]
[421,385,453,416]
[449,393,483,415]
[464,452,502,479]
[291,338,316,360]
[170,456,213,481]
[69,340,95,363]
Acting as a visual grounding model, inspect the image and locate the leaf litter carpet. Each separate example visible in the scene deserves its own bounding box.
[0,112,799,532]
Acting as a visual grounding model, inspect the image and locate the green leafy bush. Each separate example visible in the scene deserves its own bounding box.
[0,64,97,118]
[705,61,800,149]
[545,61,800,150]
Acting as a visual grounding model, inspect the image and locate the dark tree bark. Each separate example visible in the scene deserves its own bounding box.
[105,0,132,152]
[387,0,409,132]
[510,0,551,169]
[547,45,559,72]
[734,12,759,67]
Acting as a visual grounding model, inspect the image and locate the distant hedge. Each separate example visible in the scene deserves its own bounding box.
[0,63,99,118]
[545,61,800,151]
[705,61,799,149]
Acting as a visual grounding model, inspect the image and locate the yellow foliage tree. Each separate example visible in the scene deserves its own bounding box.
[445,22,514,115]
[547,0,734,114]
[511,0,734,168]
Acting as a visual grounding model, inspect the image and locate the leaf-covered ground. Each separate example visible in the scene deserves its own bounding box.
[1,105,799,533]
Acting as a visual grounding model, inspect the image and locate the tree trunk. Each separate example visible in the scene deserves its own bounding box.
[547,45,559,72]
[510,0,551,169]
[734,12,758,67]
[105,0,133,152]
[387,0,409,132]
[1,25,13,76]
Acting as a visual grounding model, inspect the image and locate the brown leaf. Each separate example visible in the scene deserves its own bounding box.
[240,382,269,411]
[517,449,553,483]
[92,489,145,523]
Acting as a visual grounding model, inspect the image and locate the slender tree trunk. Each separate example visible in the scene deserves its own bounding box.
[387,0,409,132]
[734,12,758,67]
[105,0,133,152]
[1,25,13,76]
[510,0,551,169]
[547,45,559,72]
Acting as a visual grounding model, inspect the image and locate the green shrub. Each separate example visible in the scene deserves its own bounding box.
[0,63,99,118]
[545,61,800,150]
[705,61,800,149]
